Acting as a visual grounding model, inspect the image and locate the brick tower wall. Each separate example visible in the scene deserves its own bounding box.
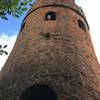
[0,0,100,100]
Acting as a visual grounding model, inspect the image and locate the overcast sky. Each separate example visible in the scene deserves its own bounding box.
[0,0,100,70]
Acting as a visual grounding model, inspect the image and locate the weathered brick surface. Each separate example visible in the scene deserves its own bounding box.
[0,0,100,100]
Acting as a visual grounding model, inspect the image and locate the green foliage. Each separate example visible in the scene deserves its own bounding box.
[0,1,33,56]
[0,0,33,20]
[0,44,8,55]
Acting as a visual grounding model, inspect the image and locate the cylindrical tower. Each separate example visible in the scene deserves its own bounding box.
[0,0,100,99]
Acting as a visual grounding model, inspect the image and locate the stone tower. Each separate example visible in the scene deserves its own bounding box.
[0,0,100,99]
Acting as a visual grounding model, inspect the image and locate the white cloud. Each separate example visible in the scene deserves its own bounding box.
[76,0,100,63]
[0,33,17,70]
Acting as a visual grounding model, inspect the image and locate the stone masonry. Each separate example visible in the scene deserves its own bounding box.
[0,0,100,100]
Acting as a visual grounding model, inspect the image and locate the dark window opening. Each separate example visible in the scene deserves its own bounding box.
[45,11,56,20]
[19,84,58,100]
[20,21,26,31]
[78,19,86,32]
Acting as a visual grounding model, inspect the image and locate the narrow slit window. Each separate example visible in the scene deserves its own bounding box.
[20,21,26,31]
[45,11,56,21]
[78,19,86,32]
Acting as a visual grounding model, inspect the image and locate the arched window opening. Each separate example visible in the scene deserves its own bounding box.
[45,11,56,21]
[78,19,86,32]
[19,84,58,100]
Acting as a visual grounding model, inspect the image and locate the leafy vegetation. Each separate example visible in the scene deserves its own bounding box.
[0,45,8,55]
[0,0,33,20]
[0,0,33,55]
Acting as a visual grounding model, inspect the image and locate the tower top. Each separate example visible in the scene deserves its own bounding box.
[32,0,75,9]
[24,0,88,28]
[36,0,75,5]
[25,0,86,22]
